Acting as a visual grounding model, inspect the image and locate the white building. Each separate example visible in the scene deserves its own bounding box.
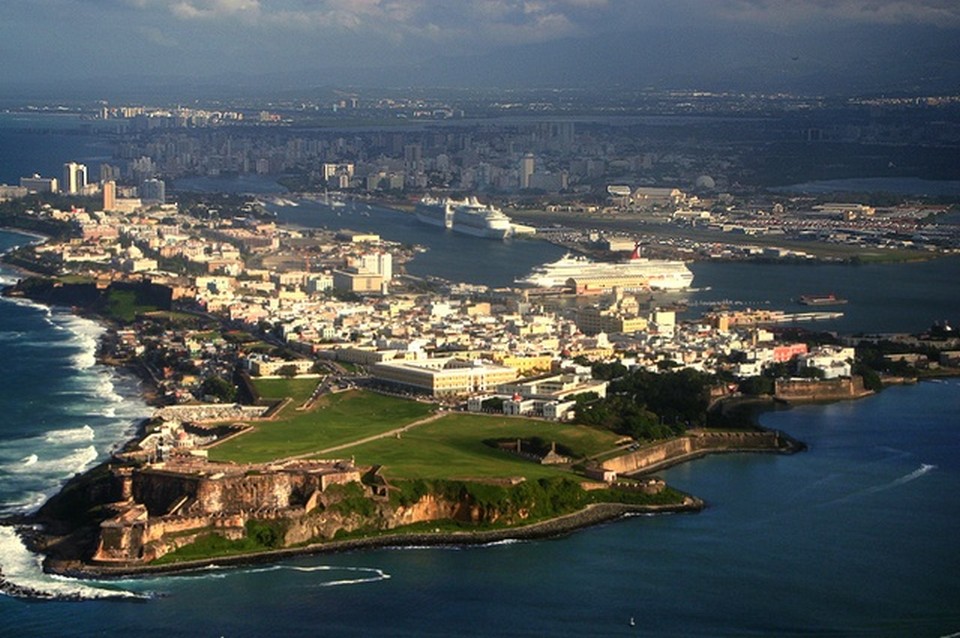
[62,162,87,195]
[800,346,855,379]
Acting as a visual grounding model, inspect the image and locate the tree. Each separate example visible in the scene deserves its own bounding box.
[797,366,825,379]
[575,368,714,441]
[591,361,628,380]
[739,375,774,396]
[200,375,237,403]
[277,364,300,378]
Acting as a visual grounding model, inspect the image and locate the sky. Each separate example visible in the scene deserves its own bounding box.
[2,0,959,95]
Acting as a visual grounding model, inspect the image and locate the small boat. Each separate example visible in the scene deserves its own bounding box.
[629,617,635,627]
[797,293,847,306]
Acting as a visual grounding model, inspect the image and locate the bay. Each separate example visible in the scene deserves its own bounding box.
[271,198,569,288]
[271,197,960,336]
[684,257,960,334]
[0,113,114,186]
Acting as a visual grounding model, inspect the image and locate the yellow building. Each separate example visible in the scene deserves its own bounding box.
[575,307,649,335]
[491,353,555,375]
[333,269,383,294]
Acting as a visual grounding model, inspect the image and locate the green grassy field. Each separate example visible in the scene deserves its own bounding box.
[252,377,321,404]
[332,414,622,480]
[208,390,435,464]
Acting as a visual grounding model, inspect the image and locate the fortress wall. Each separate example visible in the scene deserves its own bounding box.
[775,376,868,402]
[690,430,779,451]
[602,438,693,474]
[132,470,201,516]
[196,473,303,513]
[603,430,786,476]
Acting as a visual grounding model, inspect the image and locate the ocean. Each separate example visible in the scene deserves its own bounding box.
[0,113,114,186]
[1,225,959,636]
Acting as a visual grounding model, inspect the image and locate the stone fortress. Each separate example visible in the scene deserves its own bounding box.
[93,457,362,565]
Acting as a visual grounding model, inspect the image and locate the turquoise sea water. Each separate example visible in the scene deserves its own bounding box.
[1,226,959,635]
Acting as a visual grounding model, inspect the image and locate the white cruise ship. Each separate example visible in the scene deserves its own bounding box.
[450,197,513,239]
[415,196,514,239]
[415,196,455,229]
[516,243,694,291]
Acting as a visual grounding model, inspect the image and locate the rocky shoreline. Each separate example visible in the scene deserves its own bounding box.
[45,499,703,581]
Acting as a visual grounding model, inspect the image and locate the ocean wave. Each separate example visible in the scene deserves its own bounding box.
[152,563,391,588]
[3,445,98,477]
[72,349,98,370]
[4,295,51,315]
[0,526,144,601]
[60,373,126,408]
[48,314,104,372]
[44,425,95,444]
[95,376,123,402]
[0,491,48,515]
[477,538,524,548]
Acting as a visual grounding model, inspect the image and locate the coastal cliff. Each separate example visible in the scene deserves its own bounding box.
[18,454,692,576]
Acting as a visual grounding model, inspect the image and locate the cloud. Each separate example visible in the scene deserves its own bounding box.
[167,0,261,20]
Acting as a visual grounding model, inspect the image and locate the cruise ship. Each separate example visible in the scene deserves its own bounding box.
[416,196,514,239]
[516,243,694,292]
[450,197,513,239]
[415,196,455,229]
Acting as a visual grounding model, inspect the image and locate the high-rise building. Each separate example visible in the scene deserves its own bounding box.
[100,163,120,182]
[403,144,422,171]
[20,174,58,193]
[102,180,116,211]
[520,153,535,189]
[140,178,166,204]
[62,162,87,194]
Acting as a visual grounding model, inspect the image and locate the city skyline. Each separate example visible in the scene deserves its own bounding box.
[3,1,960,97]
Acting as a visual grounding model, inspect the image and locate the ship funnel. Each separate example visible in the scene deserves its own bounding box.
[630,242,642,260]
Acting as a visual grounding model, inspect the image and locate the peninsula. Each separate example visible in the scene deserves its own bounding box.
[1,184,957,582]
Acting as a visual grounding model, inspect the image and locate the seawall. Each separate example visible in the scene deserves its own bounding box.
[603,429,803,477]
